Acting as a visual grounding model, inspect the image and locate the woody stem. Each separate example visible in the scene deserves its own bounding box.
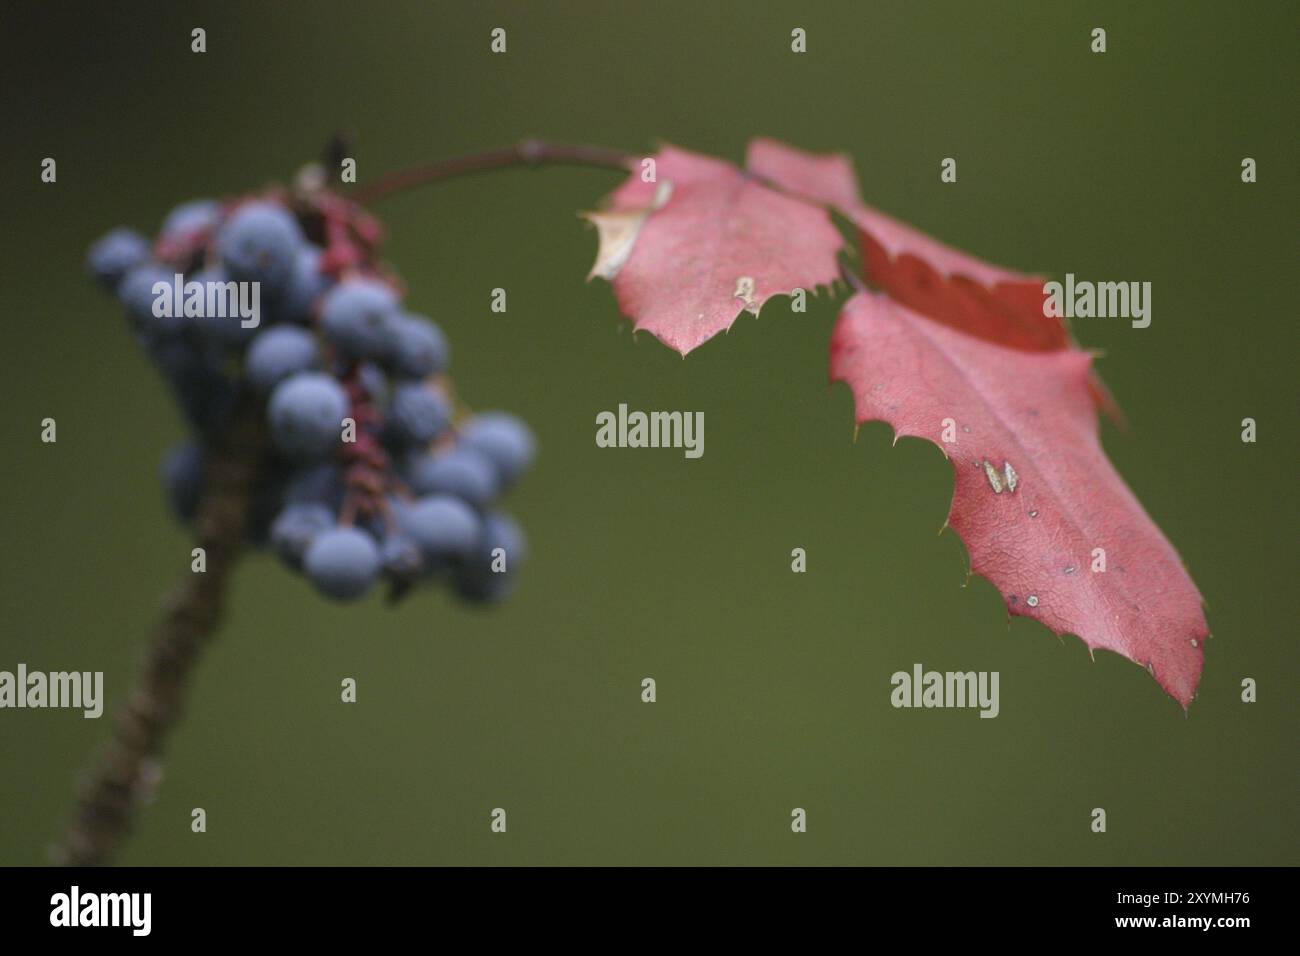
[351,139,635,204]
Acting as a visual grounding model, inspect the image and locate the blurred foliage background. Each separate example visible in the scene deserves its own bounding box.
[0,1,1295,865]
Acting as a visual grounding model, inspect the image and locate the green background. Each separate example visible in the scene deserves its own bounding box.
[1,1,1295,865]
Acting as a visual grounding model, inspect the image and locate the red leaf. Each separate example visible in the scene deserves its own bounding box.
[830,292,1208,706]
[746,137,1121,415]
[584,145,844,355]
[742,138,865,210]
[746,137,1066,352]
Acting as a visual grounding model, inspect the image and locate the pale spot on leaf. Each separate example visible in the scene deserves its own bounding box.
[983,460,1003,494]
[734,275,757,309]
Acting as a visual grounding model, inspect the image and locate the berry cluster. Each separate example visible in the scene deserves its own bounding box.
[87,174,535,603]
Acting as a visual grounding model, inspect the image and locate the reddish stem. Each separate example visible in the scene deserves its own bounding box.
[351,139,634,204]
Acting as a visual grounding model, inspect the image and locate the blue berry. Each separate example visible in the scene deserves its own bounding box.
[187,265,260,349]
[273,246,332,324]
[268,372,348,459]
[271,503,335,569]
[283,462,346,511]
[380,533,425,580]
[384,495,411,529]
[159,441,207,522]
[160,199,221,241]
[320,278,399,358]
[303,527,381,601]
[118,263,182,336]
[404,447,499,508]
[87,228,150,290]
[358,361,391,406]
[401,495,482,563]
[459,413,536,486]
[386,313,449,378]
[148,337,236,435]
[246,326,320,392]
[454,512,527,603]
[217,201,303,295]
[388,383,450,446]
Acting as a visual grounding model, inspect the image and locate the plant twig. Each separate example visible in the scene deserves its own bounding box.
[53,390,267,866]
[351,139,634,203]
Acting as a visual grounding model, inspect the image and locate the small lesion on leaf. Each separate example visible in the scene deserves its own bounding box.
[983,460,1004,494]
[982,459,1020,494]
[733,275,757,309]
